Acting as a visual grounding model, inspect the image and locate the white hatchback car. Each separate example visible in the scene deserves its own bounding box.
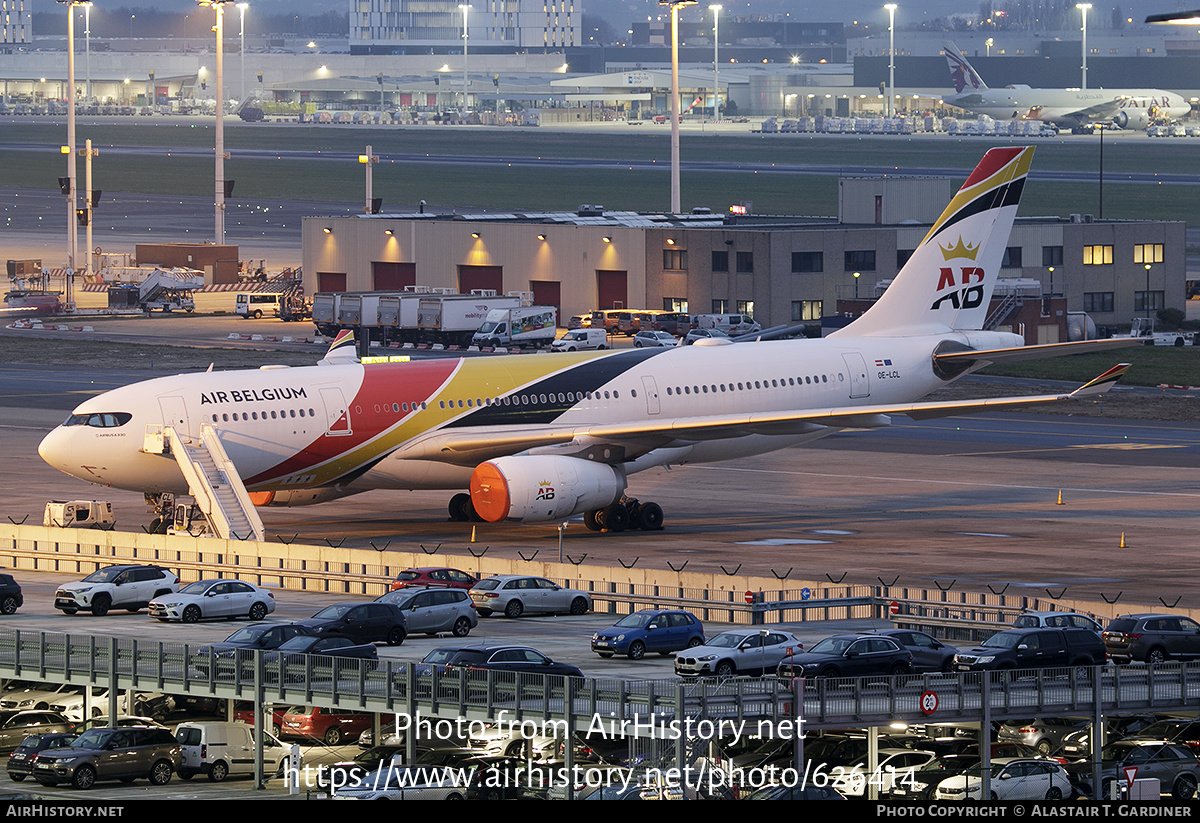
[674,628,803,677]
[468,576,590,619]
[934,757,1073,801]
[149,579,275,623]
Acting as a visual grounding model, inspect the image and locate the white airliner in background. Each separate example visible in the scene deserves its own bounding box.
[942,41,1190,129]
[39,146,1135,533]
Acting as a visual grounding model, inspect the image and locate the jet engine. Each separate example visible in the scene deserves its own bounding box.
[1112,110,1151,130]
[469,456,625,523]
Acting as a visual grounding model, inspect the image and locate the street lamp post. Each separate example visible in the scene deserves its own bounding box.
[1145,263,1152,319]
[57,0,80,309]
[885,4,897,118]
[709,4,721,123]
[237,3,248,106]
[660,0,696,214]
[199,1,231,245]
[1077,3,1092,90]
[83,2,92,103]
[986,37,993,57]
[459,4,471,112]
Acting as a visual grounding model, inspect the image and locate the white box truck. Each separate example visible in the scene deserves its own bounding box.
[472,306,558,349]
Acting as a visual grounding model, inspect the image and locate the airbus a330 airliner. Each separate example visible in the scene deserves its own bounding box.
[39,147,1135,533]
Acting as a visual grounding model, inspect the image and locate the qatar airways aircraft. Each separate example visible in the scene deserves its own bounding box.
[39,146,1134,533]
[943,41,1190,129]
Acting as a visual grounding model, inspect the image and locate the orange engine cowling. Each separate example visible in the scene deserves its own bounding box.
[470,456,625,523]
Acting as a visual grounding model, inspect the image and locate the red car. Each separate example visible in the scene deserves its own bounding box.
[389,567,478,592]
[278,706,372,747]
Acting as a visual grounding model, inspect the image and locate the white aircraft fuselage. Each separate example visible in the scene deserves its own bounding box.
[37,147,1133,527]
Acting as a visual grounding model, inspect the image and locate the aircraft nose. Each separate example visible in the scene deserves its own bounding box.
[38,426,73,473]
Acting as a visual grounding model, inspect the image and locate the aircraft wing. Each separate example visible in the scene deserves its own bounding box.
[397,364,1130,465]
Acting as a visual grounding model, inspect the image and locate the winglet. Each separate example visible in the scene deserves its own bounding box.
[320,329,359,365]
[1070,363,1131,398]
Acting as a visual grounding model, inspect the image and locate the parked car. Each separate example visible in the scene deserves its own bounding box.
[876,629,960,673]
[0,574,23,615]
[632,330,678,348]
[297,602,408,646]
[997,718,1090,756]
[388,567,477,592]
[1066,740,1200,799]
[425,645,584,678]
[192,623,315,678]
[1013,611,1103,633]
[148,579,275,623]
[683,328,731,345]
[262,635,379,682]
[374,587,477,637]
[32,726,181,789]
[674,628,803,677]
[54,564,179,616]
[0,683,78,712]
[934,757,1073,801]
[953,627,1106,672]
[1103,613,1200,665]
[0,712,77,752]
[830,748,939,797]
[469,576,591,619]
[50,689,173,723]
[334,764,470,800]
[777,634,913,679]
[6,733,77,782]
[1059,715,1172,760]
[743,782,846,800]
[591,609,705,660]
[278,706,373,747]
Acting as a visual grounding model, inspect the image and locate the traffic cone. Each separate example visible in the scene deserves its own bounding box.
[470,525,476,543]
[1057,490,1063,505]
[1120,532,1126,548]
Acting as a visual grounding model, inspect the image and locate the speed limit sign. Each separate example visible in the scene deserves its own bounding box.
[920,690,939,715]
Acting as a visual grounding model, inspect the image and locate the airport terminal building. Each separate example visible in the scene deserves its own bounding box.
[301,176,1185,341]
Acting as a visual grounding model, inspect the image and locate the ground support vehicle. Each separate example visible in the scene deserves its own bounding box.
[43,500,114,529]
[472,306,557,348]
[550,328,608,351]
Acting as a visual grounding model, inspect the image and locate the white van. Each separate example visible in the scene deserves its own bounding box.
[693,313,762,336]
[235,292,285,319]
[174,722,293,782]
[550,328,609,352]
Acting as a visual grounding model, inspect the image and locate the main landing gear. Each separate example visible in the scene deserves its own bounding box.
[447,492,483,522]
[584,497,665,533]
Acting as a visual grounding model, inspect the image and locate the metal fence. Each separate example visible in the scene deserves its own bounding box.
[4,627,1200,735]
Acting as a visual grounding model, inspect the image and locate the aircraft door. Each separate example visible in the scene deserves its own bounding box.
[841,353,871,398]
[319,386,353,436]
[640,376,661,415]
[158,395,191,435]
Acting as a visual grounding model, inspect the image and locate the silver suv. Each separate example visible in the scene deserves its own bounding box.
[54,565,179,616]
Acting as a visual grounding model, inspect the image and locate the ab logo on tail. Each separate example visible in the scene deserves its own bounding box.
[931,236,986,311]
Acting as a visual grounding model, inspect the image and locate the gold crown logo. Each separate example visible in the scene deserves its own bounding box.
[939,237,980,261]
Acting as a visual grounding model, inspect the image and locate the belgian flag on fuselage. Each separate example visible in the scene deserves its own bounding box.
[443,347,668,428]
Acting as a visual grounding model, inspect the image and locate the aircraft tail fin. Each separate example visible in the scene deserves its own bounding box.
[320,329,359,365]
[944,41,988,93]
[832,146,1034,338]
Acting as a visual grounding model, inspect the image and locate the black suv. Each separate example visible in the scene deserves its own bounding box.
[0,574,23,615]
[33,726,181,789]
[954,627,1106,672]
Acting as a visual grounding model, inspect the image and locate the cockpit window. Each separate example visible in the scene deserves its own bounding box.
[64,412,132,428]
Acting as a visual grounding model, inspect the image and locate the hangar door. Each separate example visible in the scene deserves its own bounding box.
[458,265,503,294]
[596,270,627,310]
[373,262,416,291]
